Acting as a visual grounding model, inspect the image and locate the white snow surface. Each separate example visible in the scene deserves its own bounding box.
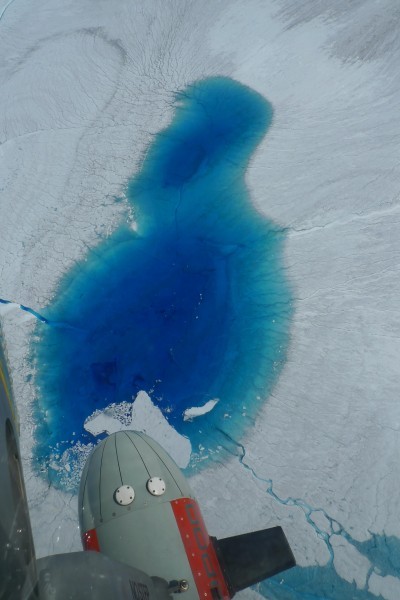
[1,1,400,598]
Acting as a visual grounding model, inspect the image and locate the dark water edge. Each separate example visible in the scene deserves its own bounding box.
[31,76,293,488]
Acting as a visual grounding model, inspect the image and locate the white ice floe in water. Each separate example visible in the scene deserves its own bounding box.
[84,391,191,468]
[183,399,219,421]
[1,0,400,598]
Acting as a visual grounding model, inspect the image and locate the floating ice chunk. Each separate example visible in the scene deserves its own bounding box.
[84,413,124,436]
[183,398,219,421]
[83,400,134,436]
[131,391,191,468]
[84,391,191,468]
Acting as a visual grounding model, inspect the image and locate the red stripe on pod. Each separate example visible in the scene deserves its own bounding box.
[83,528,100,552]
[171,498,231,600]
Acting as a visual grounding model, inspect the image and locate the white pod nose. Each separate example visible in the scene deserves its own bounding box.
[78,430,197,594]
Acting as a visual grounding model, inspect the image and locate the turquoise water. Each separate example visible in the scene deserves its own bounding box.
[32,76,292,485]
[261,532,400,600]
[262,562,380,600]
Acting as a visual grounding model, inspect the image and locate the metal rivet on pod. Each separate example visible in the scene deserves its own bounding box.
[146,477,166,496]
[114,485,135,506]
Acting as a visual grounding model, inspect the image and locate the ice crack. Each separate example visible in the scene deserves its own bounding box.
[216,428,354,565]
[0,0,17,23]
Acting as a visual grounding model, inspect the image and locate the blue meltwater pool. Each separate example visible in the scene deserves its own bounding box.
[32,77,292,489]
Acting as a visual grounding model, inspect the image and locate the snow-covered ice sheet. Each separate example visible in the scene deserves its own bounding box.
[1,0,400,598]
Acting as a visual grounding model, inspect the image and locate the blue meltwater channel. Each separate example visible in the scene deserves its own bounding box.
[32,77,293,489]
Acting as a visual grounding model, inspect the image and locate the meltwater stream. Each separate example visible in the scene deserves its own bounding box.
[32,77,292,488]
